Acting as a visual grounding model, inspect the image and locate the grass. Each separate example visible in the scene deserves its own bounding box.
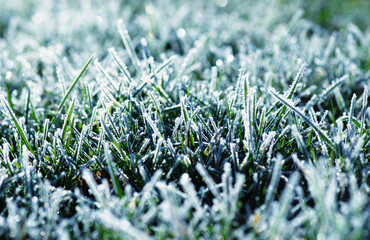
[0,0,369,239]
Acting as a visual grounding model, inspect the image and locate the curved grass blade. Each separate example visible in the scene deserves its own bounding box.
[1,96,36,156]
[51,55,94,124]
[5,82,14,111]
[306,75,347,110]
[269,88,334,149]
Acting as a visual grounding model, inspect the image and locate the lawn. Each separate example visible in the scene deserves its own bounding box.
[0,0,369,239]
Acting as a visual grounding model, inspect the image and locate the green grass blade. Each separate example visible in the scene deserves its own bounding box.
[104,143,124,198]
[269,88,334,149]
[360,86,368,135]
[100,114,130,163]
[51,55,94,124]
[117,19,141,72]
[1,96,36,156]
[306,75,347,110]
[61,98,75,142]
[5,82,14,111]
[287,63,307,100]
[109,48,132,83]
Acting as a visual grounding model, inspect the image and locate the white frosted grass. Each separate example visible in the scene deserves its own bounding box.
[152,137,163,167]
[56,67,66,97]
[137,169,162,212]
[117,19,141,72]
[293,154,368,238]
[286,63,307,99]
[323,34,336,63]
[176,48,197,82]
[277,125,291,142]
[0,0,369,238]
[138,138,150,156]
[2,143,14,174]
[350,134,365,160]
[180,173,203,213]
[75,125,87,162]
[291,124,310,159]
[306,75,348,110]
[143,110,162,141]
[269,173,299,238]
[108,47,132,83]
[1,96,36,156]
[259,131,276,155]
[269,88,335,149]
[22,146,32,196]
[360,86,368,135]
[211,66,218,91]
[195,163,221,199]
[95,209,151,240]
[241,75,255,152]
[347,34,358,59]
[266,137,276,165]
[94,58,119,91]
[347,93,357,132]
[217,162,245,236]
[309,109,328,156]
[265,155,282,206]
[82,170,104,206]
[154,55,177,75]
[334,88,347,111]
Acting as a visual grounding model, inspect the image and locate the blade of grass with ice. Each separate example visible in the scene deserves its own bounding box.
[51,55,94,124]
[269,88,335,149]
[61,98,74,142]
[1,96,36,156]
[117,19,140,72]
[104,143,124,198]
[306,75,347,110]
[109,48,132,83]
[360,86,367,135]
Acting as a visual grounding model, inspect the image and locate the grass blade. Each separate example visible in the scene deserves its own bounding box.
[51,55,94,124]
[61,98,75,142]
[1,96,36,156]
[269,88,334,149]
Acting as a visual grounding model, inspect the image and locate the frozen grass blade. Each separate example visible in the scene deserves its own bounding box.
[61,98,74,142]
[109,48,132,83]
[4,82,14,111]
[51,55,94,124]
[360,86,368,135]
[94,58,120,91]
[347,94,357,131]
[306,75,348,110]
[269,88,335,149]
[270,63,306,129]
[117,19,140,72]
[100,114,130,164]
[1,96,36,156]
[0,1,369,239]
[287,63,307,100]
[154,55,176,75]
[104,143,124,198]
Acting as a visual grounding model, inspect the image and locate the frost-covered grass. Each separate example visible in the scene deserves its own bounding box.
[0,0,369,239]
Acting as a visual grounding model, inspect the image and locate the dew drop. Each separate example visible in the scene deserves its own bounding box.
[216,0,228,7]
[176,28,186,38]
[216,59,223,67]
